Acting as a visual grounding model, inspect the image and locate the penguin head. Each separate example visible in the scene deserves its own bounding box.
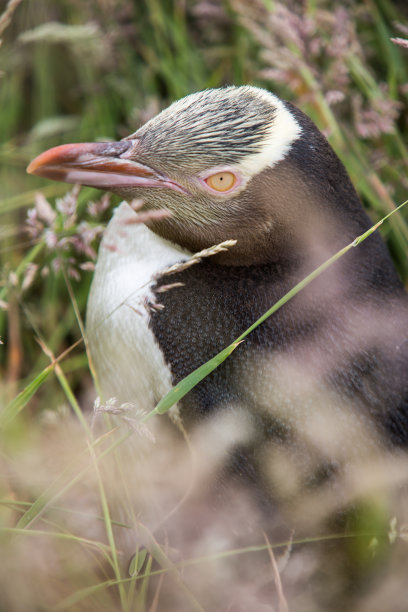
[27,86,362,265]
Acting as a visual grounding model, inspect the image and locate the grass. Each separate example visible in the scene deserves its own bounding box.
[0,0,408,610]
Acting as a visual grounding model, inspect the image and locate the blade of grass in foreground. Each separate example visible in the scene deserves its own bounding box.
[0,338,83,428]
[142,342,241,421]
[0,367,52,427]
[145,199,408,420]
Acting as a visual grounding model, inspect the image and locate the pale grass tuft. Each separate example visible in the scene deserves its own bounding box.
[19,21,100,45]
[157,239,237,278]
[122,199,172,225]
[155,282,185,293]
[21,263,38,291]
[8,271,18,287]
[391,37,408,49]
[122,209,171,225]
[264,532,289,612]
[389,516,398,544]
[79,261,96,272]
[34,192,57,224]
[92,396,156,442]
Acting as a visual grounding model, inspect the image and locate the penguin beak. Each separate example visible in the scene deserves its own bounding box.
[27,140,187,194]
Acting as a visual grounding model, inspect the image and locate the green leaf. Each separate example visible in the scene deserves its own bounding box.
[128,548,148,577]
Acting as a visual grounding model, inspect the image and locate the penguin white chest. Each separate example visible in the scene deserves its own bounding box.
[86,202,191,409]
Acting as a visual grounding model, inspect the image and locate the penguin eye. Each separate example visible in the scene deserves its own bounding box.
[204,171,237,193]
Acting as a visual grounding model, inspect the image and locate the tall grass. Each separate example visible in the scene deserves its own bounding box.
[0,1,407,610]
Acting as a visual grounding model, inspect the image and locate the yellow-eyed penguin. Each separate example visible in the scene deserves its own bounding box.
[27,86,408,451]
[27,84,408,610]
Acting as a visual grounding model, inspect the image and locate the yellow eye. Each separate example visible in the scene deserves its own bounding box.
[205,171,236,192]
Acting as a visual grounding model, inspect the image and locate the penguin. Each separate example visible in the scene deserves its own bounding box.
[26,85,408,610]
[27,85,408,505]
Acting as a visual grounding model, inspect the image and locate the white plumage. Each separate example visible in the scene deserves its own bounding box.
[86,202,191,407]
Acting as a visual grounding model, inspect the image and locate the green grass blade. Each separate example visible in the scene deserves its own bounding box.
[0,526,111,552]
[0,366,52,427]
[1,338,84,429]
[143,342,241,421]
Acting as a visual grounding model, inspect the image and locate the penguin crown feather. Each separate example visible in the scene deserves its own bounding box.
[131,86,302,174]
[135,87,278,161]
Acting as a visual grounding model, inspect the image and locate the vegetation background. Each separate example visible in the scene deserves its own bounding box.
[0,0,407,610]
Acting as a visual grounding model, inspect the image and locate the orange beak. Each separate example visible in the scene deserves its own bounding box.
[27,140,187,194]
